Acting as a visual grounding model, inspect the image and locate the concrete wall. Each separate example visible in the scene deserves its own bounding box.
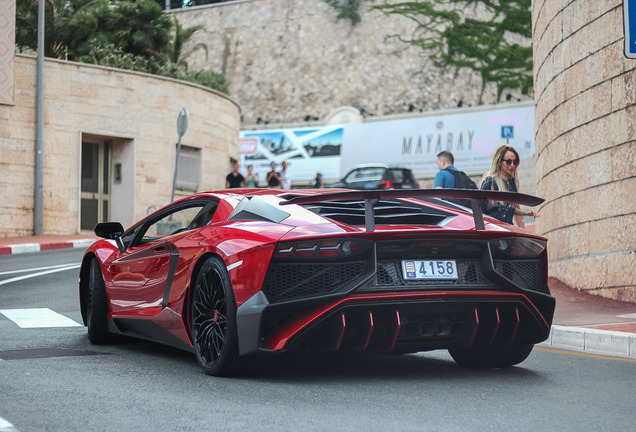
[532,0,636,301]
[0,55,240,238]
[172,0,530,126]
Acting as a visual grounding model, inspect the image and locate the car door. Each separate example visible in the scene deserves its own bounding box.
[107,239,176,315]
[106,200,215,316]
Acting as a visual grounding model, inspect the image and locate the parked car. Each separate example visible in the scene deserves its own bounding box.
[325,164,419,190]
[79,188,554,376]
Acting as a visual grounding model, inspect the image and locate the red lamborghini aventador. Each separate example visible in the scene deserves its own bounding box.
[79,188,555,376]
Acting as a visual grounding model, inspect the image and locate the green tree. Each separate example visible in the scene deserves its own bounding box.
[15,0,228,94]
[111,0,172,62]
[15,0,93,58]
[168,16,206,68]
[66,0,122,63]
[15,0,170,62]
[373,0,533,102]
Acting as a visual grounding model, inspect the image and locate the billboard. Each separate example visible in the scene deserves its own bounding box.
[240,102,534,184]
[240,126,343,186]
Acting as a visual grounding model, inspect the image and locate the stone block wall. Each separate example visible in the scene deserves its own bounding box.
[0,55,240,237]
[172,0,530,125]
[533,0,636,301]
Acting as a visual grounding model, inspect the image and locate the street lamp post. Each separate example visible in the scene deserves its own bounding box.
[34,0,45,235]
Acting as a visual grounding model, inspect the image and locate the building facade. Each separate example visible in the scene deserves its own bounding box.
[532,0,636,301]
[0,52,240,238]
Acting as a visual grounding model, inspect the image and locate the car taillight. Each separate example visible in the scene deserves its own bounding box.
[381,180,394,189]
[489,237,547,257]
[273,238,372,259]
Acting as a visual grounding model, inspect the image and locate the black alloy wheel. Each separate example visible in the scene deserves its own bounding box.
[191,256,239,376]
[87,257,113,344]
[448,343,535,368]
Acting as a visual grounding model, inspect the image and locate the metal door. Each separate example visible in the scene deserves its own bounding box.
[80,141,110,230]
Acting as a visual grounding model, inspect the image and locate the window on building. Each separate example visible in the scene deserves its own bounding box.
[176,145,201,193]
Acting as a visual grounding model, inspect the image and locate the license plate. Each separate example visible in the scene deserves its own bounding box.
[402,260,458,280]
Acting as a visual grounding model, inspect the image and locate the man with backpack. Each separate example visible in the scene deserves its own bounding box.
[434,151,477,207]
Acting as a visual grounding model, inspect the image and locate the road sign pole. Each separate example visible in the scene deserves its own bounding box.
[624,0,636,58]
[171,109,189,203]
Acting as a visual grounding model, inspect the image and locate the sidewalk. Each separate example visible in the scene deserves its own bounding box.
[1,234,635,358]
[0,234,96,255]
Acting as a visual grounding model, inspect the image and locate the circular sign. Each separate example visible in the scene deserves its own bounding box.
[177,108,189,137]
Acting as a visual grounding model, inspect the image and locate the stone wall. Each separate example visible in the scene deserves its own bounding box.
[0,0,15,105]
[0,55,240,237]
[172,0,531,125]
[533,0,636,301]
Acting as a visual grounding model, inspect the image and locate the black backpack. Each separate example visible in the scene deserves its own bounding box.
[444,168,478,208]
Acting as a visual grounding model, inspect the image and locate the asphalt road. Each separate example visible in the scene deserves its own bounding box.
[1,249,635,432]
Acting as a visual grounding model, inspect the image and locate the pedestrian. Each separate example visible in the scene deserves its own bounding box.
[225,163,245,188]
[480,145,537,225]
[434,150,477,207]
[280,160,291,190]
[312,172,323,188]
[266,161,282,188]
[480,170,526,228]
[434,151,459,189]
[245,164,259,187]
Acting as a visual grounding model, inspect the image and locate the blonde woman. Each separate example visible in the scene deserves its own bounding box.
[480,145,537,225]
[245,164,259,188]
[479,169,526,228]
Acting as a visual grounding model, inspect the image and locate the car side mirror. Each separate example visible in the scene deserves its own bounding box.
[94,222,126,253]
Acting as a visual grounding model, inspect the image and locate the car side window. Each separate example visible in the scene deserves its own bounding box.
[386,170,400,182]
[142,206,203,242]
[187,201,219,230]
[126,200,218,248]
[345,167,384,182]
[344,169,361,182]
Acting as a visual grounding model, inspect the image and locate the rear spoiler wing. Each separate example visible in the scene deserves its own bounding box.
[280,188,544,231]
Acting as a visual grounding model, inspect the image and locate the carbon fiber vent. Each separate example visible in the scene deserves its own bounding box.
[493,259,545,293]
[262,261,367,303]
[301,199,453,226]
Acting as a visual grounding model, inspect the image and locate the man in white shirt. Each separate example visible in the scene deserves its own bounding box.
[280,160,291,189]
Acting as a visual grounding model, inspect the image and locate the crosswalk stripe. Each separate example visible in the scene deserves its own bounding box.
[0,308,82,328]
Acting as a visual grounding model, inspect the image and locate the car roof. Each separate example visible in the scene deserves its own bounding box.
[348,163,390,169]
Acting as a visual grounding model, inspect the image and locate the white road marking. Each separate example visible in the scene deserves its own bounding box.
[0,417,16,431]
[0,263,81,276]
[0,264,80,286]
[617,313,636,319]
[0,308,82,328]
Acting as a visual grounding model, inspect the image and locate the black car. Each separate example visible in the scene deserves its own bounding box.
[326,165,419,190]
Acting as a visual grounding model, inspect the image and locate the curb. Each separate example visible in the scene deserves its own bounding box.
[0,239,95,256]
[539,325,636,358]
